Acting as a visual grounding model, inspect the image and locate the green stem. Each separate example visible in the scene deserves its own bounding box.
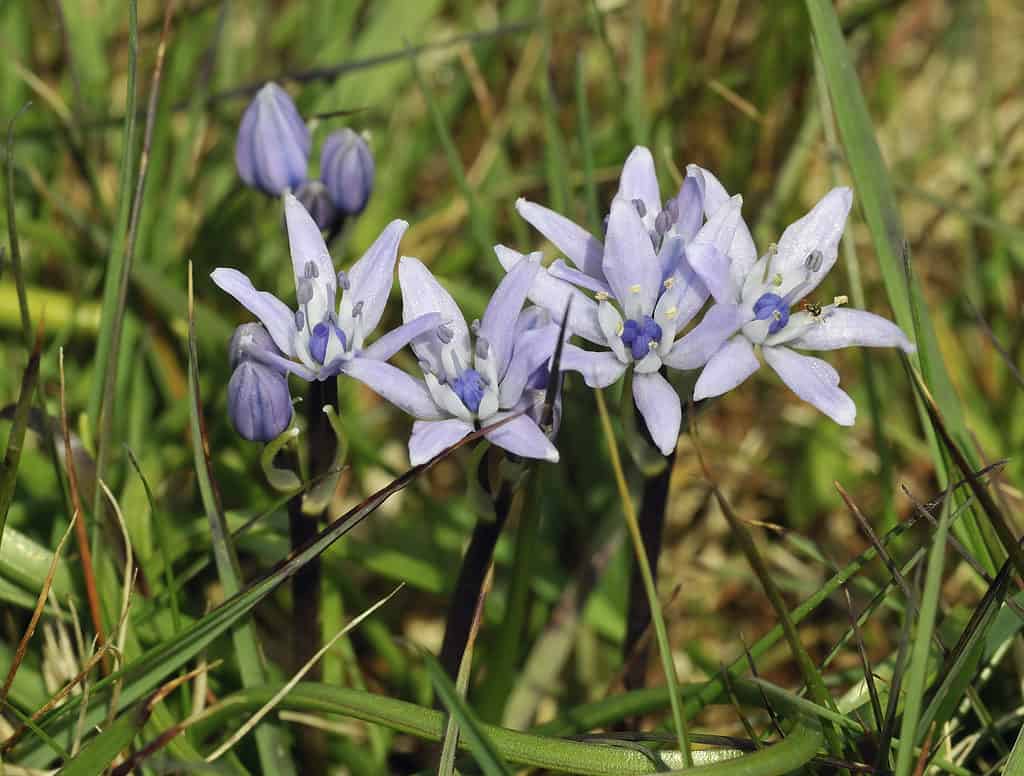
[191,682,822,776]
[594,388,692,766]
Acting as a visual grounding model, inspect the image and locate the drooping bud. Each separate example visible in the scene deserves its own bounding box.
[294,180,339,232]
[436,324,454,344]
[227,360,294,442]
[320,128,374,215]
[235,83,311,196]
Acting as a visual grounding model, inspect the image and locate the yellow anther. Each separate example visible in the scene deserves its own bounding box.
[629,283,642,294]
[663,277,675,289]
[616,323,624,336]
[595,291,609,301]
[771,273,783,287]
[833,295,848,306]
[665,306,678,320]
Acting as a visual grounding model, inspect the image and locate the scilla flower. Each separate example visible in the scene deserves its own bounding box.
[212,194,440,389]
[321,129,374,216]
[235,83,311,197]
[226,323,293,442]
[501,147,751,454]
[345,253,561,465]
[685,187,915,425]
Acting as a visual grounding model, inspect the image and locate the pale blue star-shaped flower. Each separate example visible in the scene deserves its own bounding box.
[350,252,561,465]
[500,146,753,454]
[211,194,439,389]
[684,186,915,424]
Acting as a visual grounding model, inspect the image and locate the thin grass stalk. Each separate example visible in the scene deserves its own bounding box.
[439,565,495,775]
[0,322,41,543]
[894,496,953,776]
[5,104,32,345]
[594,387,692,765]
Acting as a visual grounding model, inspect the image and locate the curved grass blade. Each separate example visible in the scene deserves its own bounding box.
[186,264,295,776]
[894,495,952,776]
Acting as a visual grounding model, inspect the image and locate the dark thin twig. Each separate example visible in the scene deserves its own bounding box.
[842,585,883,732]
[964,296,1024,390]
[740,634,785,741]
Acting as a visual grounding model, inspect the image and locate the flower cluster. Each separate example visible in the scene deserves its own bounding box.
[217,122,915,460]
[236,82,374,232]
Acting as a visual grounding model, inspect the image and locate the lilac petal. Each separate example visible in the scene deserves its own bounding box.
[561,344,627,388]
[409,419,474,465]
[340,357,445,420]
[787,308,916,353]
[687,173,757,285]
[548,260,613,296]
[249,347,316,381]
[773,187,853,296]
[674,175,704,242]
[603,198,662,318]
[515,198,604,280]
[483,413,559,462]
[345,219,409,336]
[632,371,682,456]
[480,253,540,377]
[399,256,471,372]
[499,323,559,408]
[211,268,296,357]
[657,236,685,282]
[495,246,604,344]
[688,164,729,217]
[360,312,442,362]
[284,194,336,299]
[684,242,736,306]
[693,336,760,400]
[615,146,661,218]
[663,303,748,370]
[763,345,856,425]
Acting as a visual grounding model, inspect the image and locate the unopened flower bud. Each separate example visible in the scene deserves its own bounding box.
[294,180,339,232]
[321,129,374,215]
[227,360,293,442]
[235,83,311,196]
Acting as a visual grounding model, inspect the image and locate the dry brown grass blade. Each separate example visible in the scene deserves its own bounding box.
[0,512,78,703]
[59,348,107,668]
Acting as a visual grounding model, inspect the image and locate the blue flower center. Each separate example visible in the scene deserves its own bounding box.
[620,315,663,360]
[451,369,486,414]
[309,320,347,364]
[753,293,790,335]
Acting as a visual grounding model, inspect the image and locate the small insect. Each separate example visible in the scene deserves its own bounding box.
[802,301,823,317]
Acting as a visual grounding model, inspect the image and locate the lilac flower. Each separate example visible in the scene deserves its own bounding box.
[684,187,915,425]
[503,146,752,454]
[235,83,311,196]
[321,129,374,216]
[211,194,439,389]
[347,253,561,465]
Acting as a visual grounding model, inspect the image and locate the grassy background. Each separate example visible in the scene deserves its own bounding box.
[1,0,1022,773]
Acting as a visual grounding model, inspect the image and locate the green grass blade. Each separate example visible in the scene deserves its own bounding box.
[189,682,824,776]
[894,495,952,776]
[428,649,510,776]
[0,329,40,543]
[86,0,138,431]
[5,104,33,346]
[804,0,995,570]
[186,267,295,776]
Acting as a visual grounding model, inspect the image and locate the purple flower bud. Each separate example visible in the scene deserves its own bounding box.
[229,323,281,371]
[321,128,374,215]
[227,360,293,441]
[235,83,311,196]
[294,180,339,232]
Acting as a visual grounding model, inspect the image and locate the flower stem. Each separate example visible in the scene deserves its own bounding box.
[439,449,516,679]
[594,388,692,766]
[623,446,675,692]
